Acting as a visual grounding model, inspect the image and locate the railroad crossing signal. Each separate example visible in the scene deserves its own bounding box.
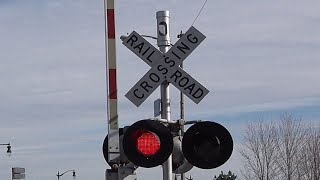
[122,26,209,107]
[103,8,234,180]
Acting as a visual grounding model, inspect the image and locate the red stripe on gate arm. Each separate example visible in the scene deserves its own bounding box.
[107,9,115,39]
[109,69,117,99]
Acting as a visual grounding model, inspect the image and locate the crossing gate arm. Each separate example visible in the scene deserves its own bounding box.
[105,0,120,164]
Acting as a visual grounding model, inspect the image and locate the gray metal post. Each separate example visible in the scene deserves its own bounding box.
[156,10,172,180]
[180,62,185,180]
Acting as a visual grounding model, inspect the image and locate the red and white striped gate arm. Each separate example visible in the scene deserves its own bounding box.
[105,0,120,164]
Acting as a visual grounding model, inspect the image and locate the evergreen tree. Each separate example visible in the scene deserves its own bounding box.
[213,171,237,180]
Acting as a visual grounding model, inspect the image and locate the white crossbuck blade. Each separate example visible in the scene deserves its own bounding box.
[123,26,209,107]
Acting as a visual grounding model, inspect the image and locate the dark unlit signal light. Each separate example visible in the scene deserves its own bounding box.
[182,121,233,169]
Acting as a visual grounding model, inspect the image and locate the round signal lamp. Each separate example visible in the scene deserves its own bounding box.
[137,131,160,156]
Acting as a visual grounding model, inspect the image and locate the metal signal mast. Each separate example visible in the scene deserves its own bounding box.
[103,3,234,180]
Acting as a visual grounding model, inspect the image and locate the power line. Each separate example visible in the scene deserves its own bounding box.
[191,0,208,26]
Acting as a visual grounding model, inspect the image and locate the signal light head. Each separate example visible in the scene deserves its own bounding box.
[123,120,173,168]
[136,130,160,156]
[182,121,233,169]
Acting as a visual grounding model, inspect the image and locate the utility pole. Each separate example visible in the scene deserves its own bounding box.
[179,29,185,180]
[180,62,185,180]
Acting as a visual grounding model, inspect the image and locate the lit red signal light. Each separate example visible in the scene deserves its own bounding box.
[136,131,160,156]
[122,120,173,168]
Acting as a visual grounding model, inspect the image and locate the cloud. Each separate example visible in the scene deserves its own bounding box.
[0,0,320,179]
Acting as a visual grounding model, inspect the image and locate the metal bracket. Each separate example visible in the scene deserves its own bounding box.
[106,167,137,180]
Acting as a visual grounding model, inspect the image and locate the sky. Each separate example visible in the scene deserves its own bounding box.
[0,0,320,179]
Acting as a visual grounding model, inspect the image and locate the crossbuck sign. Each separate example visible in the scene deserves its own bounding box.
[123,26,209,107]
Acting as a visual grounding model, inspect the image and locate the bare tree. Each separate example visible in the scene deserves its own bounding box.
[240,114,320,180]
[275,114,307,180]
[239,120,279,180]
[297,125,320,180]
